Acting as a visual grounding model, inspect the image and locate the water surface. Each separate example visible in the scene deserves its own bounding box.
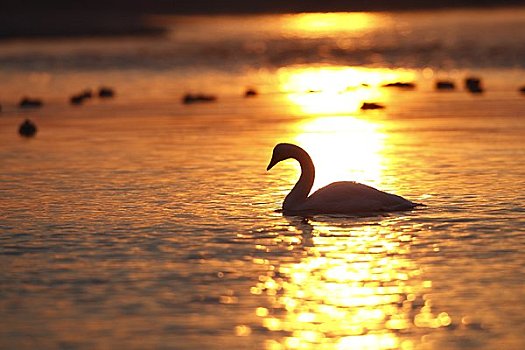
[1,8,525,350]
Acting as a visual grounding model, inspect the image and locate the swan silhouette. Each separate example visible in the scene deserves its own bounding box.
[267,143,419,215]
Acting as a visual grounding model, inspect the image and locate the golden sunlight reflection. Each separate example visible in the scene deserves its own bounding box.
[294,116,386,192]
[283,12,391,37]
[253,219,450,350]
[278,66,415,115]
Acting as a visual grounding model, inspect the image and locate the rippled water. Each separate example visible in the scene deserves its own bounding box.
[1,86,524,349]
[1,8,525,350]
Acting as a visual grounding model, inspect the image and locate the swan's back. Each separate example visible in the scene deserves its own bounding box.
[292,181,417,214]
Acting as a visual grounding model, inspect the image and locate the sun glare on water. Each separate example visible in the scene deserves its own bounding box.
[295,116,386,192]
[279,66,415,115]
[274,66,416,191]
[252,65,450,349]
[252,219,450,350]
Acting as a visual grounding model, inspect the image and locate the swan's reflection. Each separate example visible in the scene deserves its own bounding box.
[253,217,450,350]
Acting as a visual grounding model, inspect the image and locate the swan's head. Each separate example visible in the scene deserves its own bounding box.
[267,143,305,171]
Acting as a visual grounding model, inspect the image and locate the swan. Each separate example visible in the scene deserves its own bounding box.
[267,143,419,215]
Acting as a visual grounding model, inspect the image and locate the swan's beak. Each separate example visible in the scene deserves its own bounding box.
[266,157,278,171]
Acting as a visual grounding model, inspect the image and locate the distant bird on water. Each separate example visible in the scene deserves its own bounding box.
[19,119,37,137]
[382,82,416,89]
[70,89,94,105]
[465,77,483,93]
[361,102,385,110]
[435,80,456,90]
[98,87,115,98]
[267,143,419,215]
[244,88,258,97]
[182,93,217,104]
[19,97,43,109]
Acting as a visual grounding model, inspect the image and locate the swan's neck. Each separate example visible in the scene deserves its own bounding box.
[283,149,315,210]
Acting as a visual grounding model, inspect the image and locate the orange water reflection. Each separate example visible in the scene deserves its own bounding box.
[253,219,450,350]
[275,66,418,191]
[255,66,448,349]
[282,12,391,38]
[278,66,416,116]
[294,116,385,193]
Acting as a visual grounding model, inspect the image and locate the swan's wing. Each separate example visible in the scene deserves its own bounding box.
[308,181,387,201]
[303,181,416,213]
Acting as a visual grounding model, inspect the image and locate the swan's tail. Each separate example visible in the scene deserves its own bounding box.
[383,201,425,212]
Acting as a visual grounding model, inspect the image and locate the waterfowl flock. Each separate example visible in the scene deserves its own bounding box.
[70,87,114,105]
[3,77,525,138]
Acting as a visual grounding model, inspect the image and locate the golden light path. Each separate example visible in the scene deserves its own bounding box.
[251,66,449,349]
[276,65,416,191]
[278,66,416,115]
[295,116,386,192]
[252,217,451,350]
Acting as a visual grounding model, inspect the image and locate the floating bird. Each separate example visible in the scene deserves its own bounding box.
[435,81,456,90]
[182,93,217,104]
[244,88,258,97]
[382,82,416,89]
[360,102,385,110]
[70,89,93,105]
[98,87,115,98]
[70,94,84,105]
[19,97,43,108]
[267,143,419,215]
[19,119,37,137]
[465,77,483,93]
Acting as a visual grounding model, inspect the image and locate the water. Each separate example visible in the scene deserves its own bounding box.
[1,7,525,350]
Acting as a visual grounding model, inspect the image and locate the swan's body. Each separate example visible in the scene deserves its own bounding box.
[267,143,419,215]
